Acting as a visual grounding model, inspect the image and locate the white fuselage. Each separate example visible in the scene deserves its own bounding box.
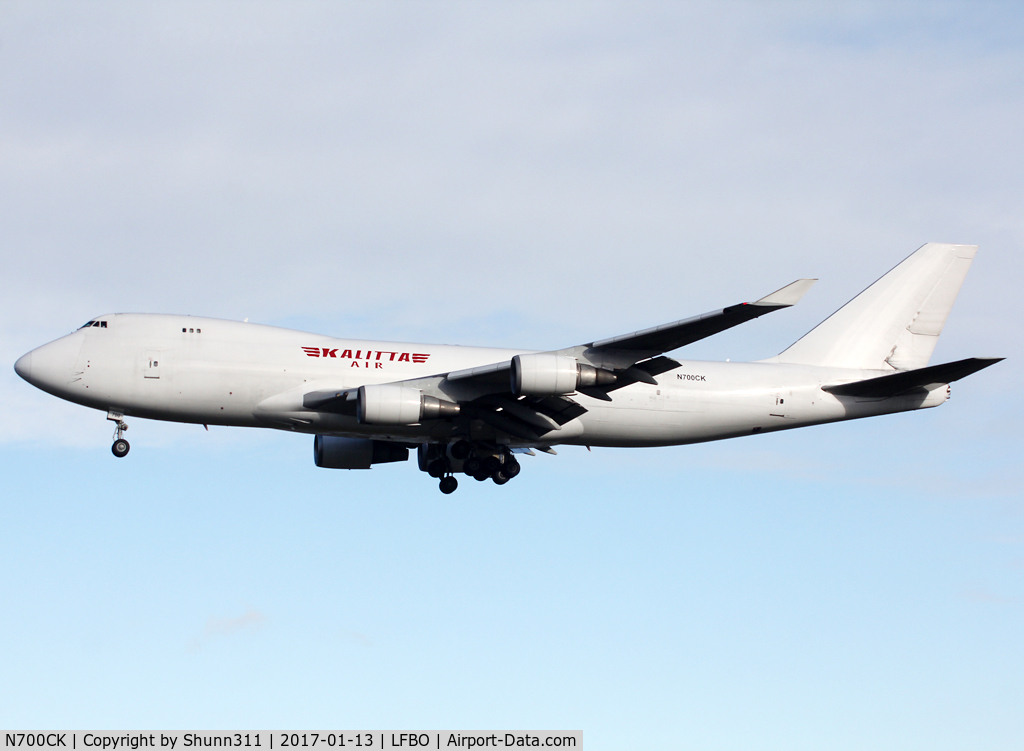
[16,313,948,448]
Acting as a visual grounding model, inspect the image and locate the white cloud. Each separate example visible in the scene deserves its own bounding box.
[187,606,268,652]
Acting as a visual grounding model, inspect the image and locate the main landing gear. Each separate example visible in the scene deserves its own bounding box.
[420,441,524,494]
[428,457,459,494]
[107,411,130,458]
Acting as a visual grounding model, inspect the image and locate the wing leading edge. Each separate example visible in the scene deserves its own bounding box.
[445,277,817,388]
[583,278,817,355]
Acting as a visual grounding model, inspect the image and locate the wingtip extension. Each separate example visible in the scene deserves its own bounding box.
[754,278,818,307]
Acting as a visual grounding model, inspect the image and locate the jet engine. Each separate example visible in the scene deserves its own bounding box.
[357,384,460,425]
[510,354,616,396]
[314,435,409,469]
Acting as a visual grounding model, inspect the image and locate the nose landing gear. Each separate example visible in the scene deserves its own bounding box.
[107,410,130,458]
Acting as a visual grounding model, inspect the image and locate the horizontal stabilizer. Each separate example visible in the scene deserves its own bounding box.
[822,357,1003,398]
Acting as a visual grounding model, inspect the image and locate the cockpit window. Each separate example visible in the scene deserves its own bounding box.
[78,320,108,329]
[79,321,95,329]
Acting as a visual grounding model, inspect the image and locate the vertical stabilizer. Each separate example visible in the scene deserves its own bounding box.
[777,243,977,371]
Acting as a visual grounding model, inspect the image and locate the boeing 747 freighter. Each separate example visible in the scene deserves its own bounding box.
[15,243,1001,492]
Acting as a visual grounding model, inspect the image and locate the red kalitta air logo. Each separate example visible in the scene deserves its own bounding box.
[301,346,430,369]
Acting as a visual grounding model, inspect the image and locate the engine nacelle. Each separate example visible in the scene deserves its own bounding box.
[510,354,617,396]
[357,384,460,425]
[313,435,409,469]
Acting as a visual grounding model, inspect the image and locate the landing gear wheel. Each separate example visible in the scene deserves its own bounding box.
[483,456,502,475]
[107,411,130,457]
[427,459,447,478]
[504,458,521,478]
[473,470,490,482]
[492,470,509,485]
[439,476,458,494]
[463,456,482,475]
[451,440,472,460]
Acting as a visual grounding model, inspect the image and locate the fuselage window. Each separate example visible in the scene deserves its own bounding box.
[196,328,201,333]
[182,328,186,333]
[189,328,194,333]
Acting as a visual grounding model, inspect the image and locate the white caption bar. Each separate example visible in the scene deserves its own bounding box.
[2,732,580,751]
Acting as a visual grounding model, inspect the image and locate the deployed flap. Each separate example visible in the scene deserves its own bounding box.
[585,279,816,355]
[462,394,587,441]
[298,378,587,443]
[822,357,1002,398]
[635,355,683,375]
[778,243,977,370]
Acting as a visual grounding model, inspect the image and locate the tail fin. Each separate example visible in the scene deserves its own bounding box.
[777,243,977,370]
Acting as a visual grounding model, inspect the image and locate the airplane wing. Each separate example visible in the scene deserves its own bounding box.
[303,278,816,442]
[445,277,816,397]
[576,278,818,357]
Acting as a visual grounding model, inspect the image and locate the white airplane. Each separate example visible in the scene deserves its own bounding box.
[15,243,1001,493]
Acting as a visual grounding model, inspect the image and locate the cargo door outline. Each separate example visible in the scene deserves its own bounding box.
[770,390,794,419]
[145,350,162,379]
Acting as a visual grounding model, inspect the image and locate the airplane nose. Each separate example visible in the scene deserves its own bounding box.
[15,334,85,393]
[14,351,33,382]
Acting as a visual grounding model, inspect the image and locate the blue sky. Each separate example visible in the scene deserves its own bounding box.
[1,2,1022,748]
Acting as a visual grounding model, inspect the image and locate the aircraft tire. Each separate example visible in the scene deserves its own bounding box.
[492,470,509,485]
[439,476,458,494]
[112,439,130,458]
[504,458,521,478]
[427,459,446,478]
[473,470,490,482]
[463,456,482,475]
